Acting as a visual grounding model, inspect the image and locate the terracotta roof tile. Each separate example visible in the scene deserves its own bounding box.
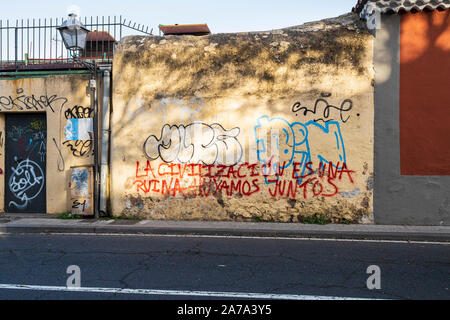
[159,24,211,36]
[86,31,116,42]
[354,0,450,14]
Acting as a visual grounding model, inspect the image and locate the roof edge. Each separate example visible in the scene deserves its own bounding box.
[357,0,450,20]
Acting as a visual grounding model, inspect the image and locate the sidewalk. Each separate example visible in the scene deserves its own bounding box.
[0,213,449,242]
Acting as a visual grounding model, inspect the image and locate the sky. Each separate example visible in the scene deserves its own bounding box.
[1,0,358,35]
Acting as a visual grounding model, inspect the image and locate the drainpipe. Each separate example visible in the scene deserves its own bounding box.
[90,75,99,219]
[99,66,112,216]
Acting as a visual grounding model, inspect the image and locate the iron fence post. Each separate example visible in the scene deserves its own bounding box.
[15,27,18,68]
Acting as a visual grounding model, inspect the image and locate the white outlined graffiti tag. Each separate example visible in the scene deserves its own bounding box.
[144,122,243,166]
[8,158,45,209]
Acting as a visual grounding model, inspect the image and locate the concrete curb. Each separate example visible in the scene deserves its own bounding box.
[0,217,449,242]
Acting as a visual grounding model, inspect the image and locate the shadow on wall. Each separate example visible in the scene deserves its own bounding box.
[109,16,375,223]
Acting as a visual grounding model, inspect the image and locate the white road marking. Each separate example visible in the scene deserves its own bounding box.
[0,232,447,245]
[0,284,380,300]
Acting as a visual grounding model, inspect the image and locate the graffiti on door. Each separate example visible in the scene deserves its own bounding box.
[5,114,47,213]
[8,158,45,209]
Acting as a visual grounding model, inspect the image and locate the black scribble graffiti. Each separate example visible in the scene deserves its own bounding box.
[72,199,88,212]
[0,88,68,113]
[63,139,94,158]
[63,105,94,158]
[292,93,353,123]
[64,105,94,119]
[53,138,65,172]
[144,122,243,166]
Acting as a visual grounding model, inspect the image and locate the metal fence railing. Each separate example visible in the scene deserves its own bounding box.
[0,16,153,69]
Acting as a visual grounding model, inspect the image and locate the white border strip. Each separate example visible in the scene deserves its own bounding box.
[0,284,378,300]
[0,232,447,245]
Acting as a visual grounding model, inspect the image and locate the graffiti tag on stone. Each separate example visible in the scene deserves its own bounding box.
[144,122,243,166]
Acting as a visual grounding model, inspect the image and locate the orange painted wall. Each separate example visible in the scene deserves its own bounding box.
[400,10,450,175]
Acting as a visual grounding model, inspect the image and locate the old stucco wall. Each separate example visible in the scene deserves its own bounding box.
[111,13,375,223]
[0,75,95,214]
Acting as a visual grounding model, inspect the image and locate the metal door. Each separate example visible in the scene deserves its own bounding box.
[5,113,46,213]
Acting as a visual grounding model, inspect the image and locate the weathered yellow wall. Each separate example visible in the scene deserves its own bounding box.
[111,13,375,223]
[0,75,94,214]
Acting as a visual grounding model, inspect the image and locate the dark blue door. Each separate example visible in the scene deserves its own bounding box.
[5,113,46,213]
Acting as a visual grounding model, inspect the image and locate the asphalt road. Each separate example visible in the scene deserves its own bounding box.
[0,233,448,300]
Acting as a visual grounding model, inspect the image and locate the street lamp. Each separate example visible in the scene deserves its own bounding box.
[57,13,95,71]
[57,13,89,53]
[58,12,100,219]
